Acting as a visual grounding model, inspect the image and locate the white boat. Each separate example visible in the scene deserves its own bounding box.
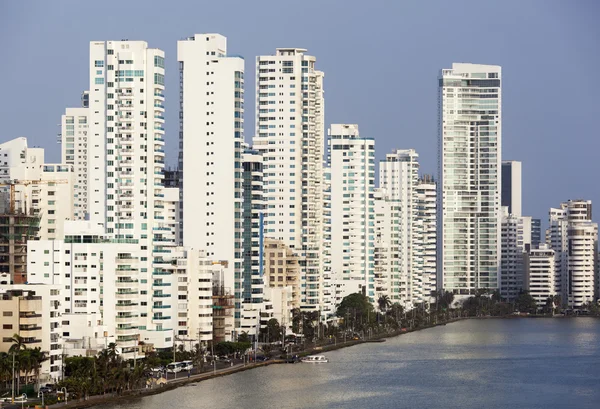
[302,355,329,363]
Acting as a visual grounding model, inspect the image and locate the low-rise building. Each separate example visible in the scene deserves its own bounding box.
[524,243,556,308]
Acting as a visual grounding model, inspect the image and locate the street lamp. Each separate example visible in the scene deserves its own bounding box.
[21,393,27,409]
[212,360,216,375]
[38,390,44,406]
[61,387,67,405]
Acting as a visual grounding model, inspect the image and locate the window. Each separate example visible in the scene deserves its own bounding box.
[154,56,165,68]
[2,311,12,317]
[2,324,12,330]
[94,60,104,67]
[154,73,165,85]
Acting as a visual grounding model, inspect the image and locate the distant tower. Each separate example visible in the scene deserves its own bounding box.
[502,160,522,216]
[328,124,375,300]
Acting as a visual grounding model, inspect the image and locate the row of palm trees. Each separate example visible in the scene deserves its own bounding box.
[0,334,48,395]
[59,342,158,400]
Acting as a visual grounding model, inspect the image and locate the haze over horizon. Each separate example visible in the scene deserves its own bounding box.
[0,0,598,226]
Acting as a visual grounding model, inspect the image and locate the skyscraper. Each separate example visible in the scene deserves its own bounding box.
[500,207,531,301]
[438,63,502,295]
[178,34,245,333]
[416,175,437,300]
[253,48,325,312]
[61,95,89,221]
[380,149,419,306]
[328,124,375,300]
[87,40,178,349]
[501,160,522,216]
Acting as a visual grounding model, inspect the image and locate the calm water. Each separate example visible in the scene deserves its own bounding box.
[104,319,600,409]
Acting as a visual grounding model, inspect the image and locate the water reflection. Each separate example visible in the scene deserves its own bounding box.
[102,318,600,409]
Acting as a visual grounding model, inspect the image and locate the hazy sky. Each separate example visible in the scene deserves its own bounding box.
[0,0,598,225]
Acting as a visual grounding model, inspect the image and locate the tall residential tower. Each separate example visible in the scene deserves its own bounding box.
[438,63,502,295]
[178,34,245,334]
[253,48,325,312]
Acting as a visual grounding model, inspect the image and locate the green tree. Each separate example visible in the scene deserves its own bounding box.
[377,295,391,313]
[238,332,250,343]
[260,318,283,343]
[515,291,537,313]
[336,293,375,333]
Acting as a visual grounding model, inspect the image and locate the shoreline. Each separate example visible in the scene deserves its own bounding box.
[50,314,597,408]
[49,317,464,409]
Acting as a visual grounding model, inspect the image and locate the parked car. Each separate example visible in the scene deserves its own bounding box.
[39,386,53,394]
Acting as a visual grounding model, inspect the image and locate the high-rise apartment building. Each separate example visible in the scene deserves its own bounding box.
[380,149,419,306]
[415,175,437,301]
[373,188,397,303]
[61,95,89,221]
[501,160,522,216]
[240,145,266,336]
[328,125,375,300]
[438,63,502,295]
[178,34,245,332]
[500,207,532,301]
[531,218,542,248]
[87,40,179,348]
[253,48,325,311]
[546,200,598,307]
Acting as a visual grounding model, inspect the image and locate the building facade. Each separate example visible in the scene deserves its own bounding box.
[328,125,375,300]
[380,149,419,307]
[415,175,437,301]
[253,48,325,312]
[438,63,502,295]
[500,207,531,301]
[501,160,522,217]
[524,243,556,308]
[61,101,89,221]
[546,200,598,307]
[178,34,244,331]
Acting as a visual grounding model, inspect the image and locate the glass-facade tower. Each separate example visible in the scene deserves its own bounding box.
[437,63,502,295]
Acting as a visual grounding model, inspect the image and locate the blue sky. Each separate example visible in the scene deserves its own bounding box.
[0,0,598,224]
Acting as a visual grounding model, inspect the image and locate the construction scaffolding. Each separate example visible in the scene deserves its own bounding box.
[211,261,234,343]
[0,181,42,284]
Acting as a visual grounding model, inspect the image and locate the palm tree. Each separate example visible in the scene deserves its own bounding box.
[377,295,391,313]
[29,347,47,391]
[8,334,26,354]
[9,334,27,394]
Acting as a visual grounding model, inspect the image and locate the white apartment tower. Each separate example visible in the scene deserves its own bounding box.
[546,200,598,307]
[178,34,244,330]
[438,63,502,295]
[500,207,532,301]
[87,40,178,348]
[380,149,419,307]
[253,48,325,311]
[415,175,437,301]
[61,95,89,220]
[373,188,398,303]
[328,125,375,300]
